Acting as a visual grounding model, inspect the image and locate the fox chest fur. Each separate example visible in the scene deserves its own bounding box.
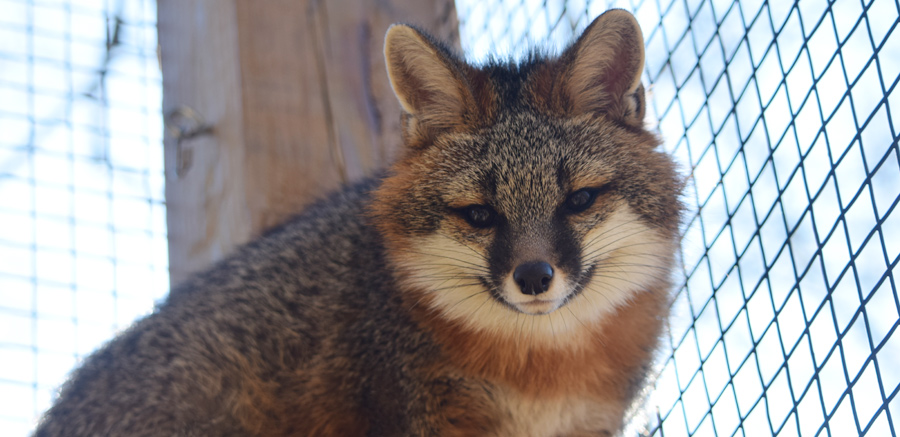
[35,9,683,437]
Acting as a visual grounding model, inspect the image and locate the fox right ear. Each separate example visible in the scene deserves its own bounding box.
[384,25,477,147]
[559,9,647,126]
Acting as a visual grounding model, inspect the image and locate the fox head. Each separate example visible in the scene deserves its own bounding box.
[373,10,683,347]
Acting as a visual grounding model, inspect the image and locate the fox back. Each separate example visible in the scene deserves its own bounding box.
[36,9,683,437]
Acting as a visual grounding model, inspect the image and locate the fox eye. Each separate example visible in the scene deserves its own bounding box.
[564,188,599,213]
[461,205,496,228]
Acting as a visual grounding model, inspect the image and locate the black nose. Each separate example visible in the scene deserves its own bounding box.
[513,261,554,295]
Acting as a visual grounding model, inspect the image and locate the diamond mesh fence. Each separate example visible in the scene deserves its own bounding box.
[0,0,167,434]
[456,0,900,435]
[0,0,897,436]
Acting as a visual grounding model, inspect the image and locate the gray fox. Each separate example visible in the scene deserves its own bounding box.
[35,9,683,436]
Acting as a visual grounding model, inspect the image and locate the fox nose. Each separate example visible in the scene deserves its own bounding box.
[513,261,554,295]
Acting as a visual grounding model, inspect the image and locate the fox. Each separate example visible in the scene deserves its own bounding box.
[34,9,683,437]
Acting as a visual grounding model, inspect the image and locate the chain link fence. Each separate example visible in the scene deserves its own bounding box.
[457,0,899,435]
[0,0,166,434]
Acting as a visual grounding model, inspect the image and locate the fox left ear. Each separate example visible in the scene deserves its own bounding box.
[560,9,646,126]
[384,24,479,148]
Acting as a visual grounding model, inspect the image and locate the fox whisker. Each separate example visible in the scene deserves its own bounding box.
[581,220,659,246]
[446,289,491,314]
[405,262,488,270]
[581,261,672,279]
[557,297,571,332]
[581,244,673,267]
[581,222,646,249]
[594,261,671,271]
[465,292,494,324]
[547,310,557,339]
[587,272,660,294]
[404,272,485,282]
[581,227,659,261]
[422,281,485,294]
[435,232,489,261]
[563,303,589,331]
[581,281,619,308]
[528,313,538,353]
[570,293,608,347]
[398,249,490,272]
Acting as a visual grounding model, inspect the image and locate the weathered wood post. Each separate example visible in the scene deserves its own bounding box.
[158,0,459,285]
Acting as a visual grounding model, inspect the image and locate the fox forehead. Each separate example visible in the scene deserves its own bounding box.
[435,112,618,210]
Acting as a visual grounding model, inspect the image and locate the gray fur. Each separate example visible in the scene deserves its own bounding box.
[35,181,446,435]
[35,10,683,436]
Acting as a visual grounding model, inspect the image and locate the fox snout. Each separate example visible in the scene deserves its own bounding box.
[513,261,554,295]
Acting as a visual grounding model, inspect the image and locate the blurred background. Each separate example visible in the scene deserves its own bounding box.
[0,0,167,434]
[0,0,898,435]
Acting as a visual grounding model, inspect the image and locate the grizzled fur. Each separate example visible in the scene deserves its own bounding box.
[36,9,683,436]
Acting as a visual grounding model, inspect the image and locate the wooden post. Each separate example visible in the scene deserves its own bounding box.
[158,0,459,285]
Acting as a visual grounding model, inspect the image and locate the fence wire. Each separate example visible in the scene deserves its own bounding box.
[458,0,900,436]
[0,0,167,434]
[1,0,897,436]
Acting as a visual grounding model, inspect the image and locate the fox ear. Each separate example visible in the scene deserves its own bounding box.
[560,9,646,126]
[384,25,476,147]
